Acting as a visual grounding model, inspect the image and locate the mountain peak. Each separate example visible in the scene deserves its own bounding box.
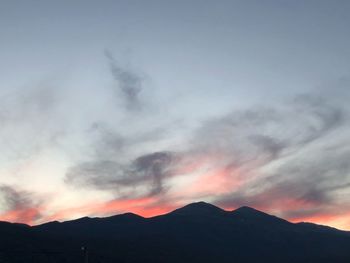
[231,206,290,225]
[103,212,144,221]
[232,206,275,217]
[170,201,225,216]
[234,206,262,214]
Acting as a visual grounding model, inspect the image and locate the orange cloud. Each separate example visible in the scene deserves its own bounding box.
[0,207,42,225]
[289,212,350,231]
[46,196,177,223]
[184,167,242,198]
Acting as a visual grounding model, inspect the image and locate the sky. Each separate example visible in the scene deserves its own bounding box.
[1,0,350,230]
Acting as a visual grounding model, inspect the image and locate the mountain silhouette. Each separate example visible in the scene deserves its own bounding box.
[169,201,226,215]
[1,202,350,262]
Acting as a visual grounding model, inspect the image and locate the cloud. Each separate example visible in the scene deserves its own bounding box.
[169,88,349,220]
[66,151,178,198]
[0,85,57,124]
[46,195,178,222]
[64,122,174,199]
[105,50,143,111]
[0,185,43,224]
[0,84,64,161]
[292,93,345,144]
[212,117,350,222]
[88,122,127,158]
[191,93,345,167]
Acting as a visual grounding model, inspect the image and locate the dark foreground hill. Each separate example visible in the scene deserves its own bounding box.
[1,202,350,262]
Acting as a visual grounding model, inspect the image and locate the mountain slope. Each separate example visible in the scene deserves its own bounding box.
[1,202,350,263]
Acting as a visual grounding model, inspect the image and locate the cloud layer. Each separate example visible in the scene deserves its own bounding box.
[0,53,349,230]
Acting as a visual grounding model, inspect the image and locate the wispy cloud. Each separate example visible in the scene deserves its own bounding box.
[104,50,143,111]
[208,90,350,225]
[0,84,64,161]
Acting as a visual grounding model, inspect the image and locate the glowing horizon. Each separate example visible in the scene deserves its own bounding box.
[2,197,350,232]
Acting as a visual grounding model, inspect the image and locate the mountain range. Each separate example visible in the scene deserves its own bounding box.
[1,202,350,262]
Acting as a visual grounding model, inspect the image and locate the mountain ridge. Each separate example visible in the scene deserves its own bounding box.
[1,202,350,262]
[21,201,346,231]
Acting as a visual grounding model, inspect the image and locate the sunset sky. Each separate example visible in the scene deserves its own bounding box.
[1,0,350,230]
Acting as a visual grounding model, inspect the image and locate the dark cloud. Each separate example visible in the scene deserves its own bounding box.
[105,50,143,111]
[66,151,177,197]
[0,185,30,210]
[0,185,42,223]
[133,152,175,196]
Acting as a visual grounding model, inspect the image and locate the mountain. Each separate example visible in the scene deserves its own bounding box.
[169,201,226,215]
[1,202,350,263]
